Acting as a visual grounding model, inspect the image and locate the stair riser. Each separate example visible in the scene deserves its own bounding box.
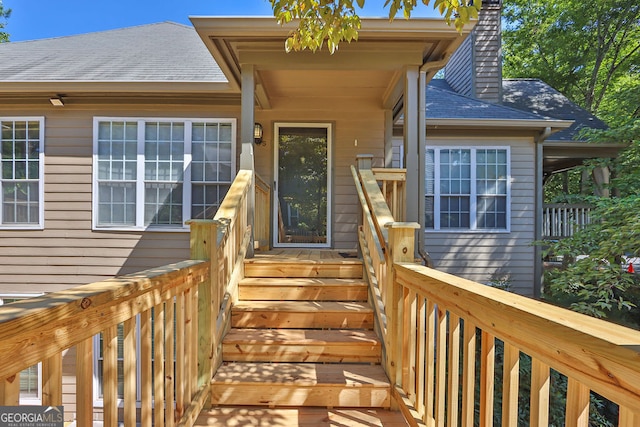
[244,264,363,279]
[211,384,390,408]
[239,286,368,301]
[222,344,381,363]
[231,312,373,329]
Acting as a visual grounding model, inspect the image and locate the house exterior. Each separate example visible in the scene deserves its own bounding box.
[0,3,619,421]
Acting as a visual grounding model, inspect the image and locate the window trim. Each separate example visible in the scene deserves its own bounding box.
[426,146,511,233]
[0,117,45,230]
[92,117,236,232]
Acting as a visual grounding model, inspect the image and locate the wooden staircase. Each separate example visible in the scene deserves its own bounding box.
[210,251,392,410]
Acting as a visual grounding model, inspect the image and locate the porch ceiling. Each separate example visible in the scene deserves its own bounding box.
[190,17,473,109]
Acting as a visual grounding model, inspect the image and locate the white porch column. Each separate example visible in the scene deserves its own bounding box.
[403,66,423,257]
[240,63,255,256]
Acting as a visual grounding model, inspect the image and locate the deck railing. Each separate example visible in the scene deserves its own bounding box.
[543,203,593,239]
[353,159,640,427]
[372,167,406,222]
[0,169,253,426]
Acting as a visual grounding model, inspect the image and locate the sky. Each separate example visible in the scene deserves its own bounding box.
[4,0,440,42]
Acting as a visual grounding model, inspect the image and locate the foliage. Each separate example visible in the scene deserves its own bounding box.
[544,193,640,320]
[502,0,640,123]
[0,1,10,43]
[270,0,480,53]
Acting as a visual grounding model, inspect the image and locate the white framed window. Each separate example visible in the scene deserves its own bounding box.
[0,294,45,404]
[426,147,510,231]
[92,118,236,231]
[0,118,45,229]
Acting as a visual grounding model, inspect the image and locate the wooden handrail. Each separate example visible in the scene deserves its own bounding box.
[0,170,254,426]
[353,157,640,426]
[372,168,406,222]
[392,262,640,425]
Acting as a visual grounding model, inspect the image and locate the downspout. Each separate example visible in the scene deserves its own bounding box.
[534,127,552,298]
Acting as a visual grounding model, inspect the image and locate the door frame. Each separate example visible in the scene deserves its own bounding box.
[272,122,332,248]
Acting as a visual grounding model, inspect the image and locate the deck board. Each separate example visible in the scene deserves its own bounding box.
[194,407,409,426]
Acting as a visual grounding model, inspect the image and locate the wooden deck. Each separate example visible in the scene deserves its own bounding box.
[251,249,360,262]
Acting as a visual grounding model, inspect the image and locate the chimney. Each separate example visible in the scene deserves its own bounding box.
[444,0,502,103]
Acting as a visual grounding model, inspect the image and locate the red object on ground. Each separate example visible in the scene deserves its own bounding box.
[628,263,635,274]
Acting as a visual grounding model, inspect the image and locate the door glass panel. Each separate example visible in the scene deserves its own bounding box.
[276,126,328,245]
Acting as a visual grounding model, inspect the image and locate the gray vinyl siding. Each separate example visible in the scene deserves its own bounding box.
[473,5,502,103]
[444,3,502,103]
[444,35,473,97]
[424,136,536,296]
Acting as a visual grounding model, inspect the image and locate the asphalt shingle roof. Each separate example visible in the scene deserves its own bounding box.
[502,79,607,141]
[426,79,547,121]
[0,22,226,83]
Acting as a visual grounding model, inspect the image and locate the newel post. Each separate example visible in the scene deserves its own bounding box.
[385,222,419,389]
[187,219,218,392]
[356,154,373,171]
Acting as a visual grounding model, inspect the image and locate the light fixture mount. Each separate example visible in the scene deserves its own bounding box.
[49,95,64,107]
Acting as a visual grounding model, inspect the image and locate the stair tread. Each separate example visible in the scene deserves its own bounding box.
[194,407,408,427]
[233,301,373,312]
[224,328,379,345]
[213,362,389,386]
[240,277,367,286]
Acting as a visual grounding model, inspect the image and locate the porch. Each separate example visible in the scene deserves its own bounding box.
[2,164,640,427]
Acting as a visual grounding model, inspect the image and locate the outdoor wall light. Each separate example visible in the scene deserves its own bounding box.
[254,122,264,145]
[49,96,64,107]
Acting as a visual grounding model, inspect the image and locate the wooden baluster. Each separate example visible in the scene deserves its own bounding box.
[415,296,427,417]
[401,288,415,401]
[103,326,118,427]
[565,378,589,427]
[140,310,153,427]
[165,298,175,427]
[530,358,550,427]
[124,318,137,426]
[0,373,20,405]
[447,314,461,427]
[619,406,640,427]
[435,307,447,427]
[461,320,476,427]
[175,293,185,420]
[42,353,62,406]
[502,342,520,427]
[77,337,94,427]
[184,288,193,403]
[154,303,166,427]
[425,300,436,425]
[480,331,495,427]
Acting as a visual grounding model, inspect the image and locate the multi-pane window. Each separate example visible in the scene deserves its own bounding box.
[0,118,44,228]
[426,147,510,231]
[93,118,235,230]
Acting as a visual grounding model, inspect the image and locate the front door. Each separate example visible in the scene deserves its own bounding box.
[273,123,331,247]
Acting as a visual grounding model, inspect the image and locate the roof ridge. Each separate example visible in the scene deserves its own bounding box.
[4,21,190,44]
